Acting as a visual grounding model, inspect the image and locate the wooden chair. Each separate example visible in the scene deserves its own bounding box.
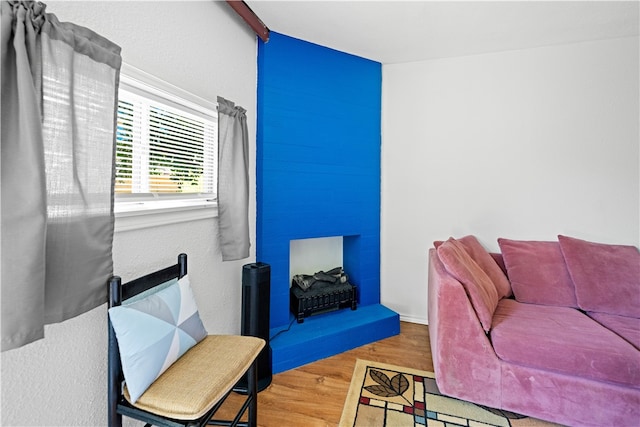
[108,253,265,427]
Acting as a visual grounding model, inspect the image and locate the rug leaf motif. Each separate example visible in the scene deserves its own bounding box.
[340,360,557,427]
[364,369,409,399]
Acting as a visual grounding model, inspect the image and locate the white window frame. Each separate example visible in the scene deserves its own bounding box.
[114,64,218,232]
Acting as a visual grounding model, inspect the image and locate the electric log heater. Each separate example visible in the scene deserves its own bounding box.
[290,267,357,323]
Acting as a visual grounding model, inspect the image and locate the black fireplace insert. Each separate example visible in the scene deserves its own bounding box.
[290,273,357,323]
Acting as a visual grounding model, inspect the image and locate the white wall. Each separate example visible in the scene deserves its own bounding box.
[290,236,343,279]
[1,2,257,426]
[381,37,640,324]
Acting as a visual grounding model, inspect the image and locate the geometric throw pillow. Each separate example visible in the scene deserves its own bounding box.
[558,235,640,318]
[108,275,208,403]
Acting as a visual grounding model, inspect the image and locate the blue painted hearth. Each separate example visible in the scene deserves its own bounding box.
[257,32,399,373]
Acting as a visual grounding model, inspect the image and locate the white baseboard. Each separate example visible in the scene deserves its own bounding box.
[399,314,428,325]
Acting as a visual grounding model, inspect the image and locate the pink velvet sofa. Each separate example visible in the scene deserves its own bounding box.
[428,234,640,427]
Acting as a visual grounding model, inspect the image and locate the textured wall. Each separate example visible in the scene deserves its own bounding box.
[1,2,257,426]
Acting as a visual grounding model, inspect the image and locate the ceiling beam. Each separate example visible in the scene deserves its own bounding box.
[225,1,270,42]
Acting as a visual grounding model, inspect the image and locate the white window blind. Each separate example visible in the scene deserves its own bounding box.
[115,66,217,199]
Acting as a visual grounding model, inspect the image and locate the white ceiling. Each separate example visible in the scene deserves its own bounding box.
[246,1,640,64]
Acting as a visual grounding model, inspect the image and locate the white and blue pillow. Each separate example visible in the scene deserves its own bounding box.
[108,275,208,402]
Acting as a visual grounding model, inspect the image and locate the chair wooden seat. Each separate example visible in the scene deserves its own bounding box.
[125,335,265,420]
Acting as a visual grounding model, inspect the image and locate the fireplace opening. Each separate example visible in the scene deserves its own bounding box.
[289,236,357,322]
[289,236,343,281]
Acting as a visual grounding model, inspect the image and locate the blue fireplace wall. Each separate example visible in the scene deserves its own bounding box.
[257,32,399,372]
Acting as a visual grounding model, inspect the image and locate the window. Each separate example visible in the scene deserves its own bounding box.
[114,65,218,229]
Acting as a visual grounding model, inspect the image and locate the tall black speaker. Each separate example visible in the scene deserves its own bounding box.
[239,262,272,392]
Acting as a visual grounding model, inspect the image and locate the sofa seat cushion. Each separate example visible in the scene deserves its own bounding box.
[491,299,640,388]
[587,311,640,351]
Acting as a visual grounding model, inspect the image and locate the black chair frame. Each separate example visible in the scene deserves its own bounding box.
[108,253,258,427]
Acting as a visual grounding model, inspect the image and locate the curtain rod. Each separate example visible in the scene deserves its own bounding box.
[225,0,270,42]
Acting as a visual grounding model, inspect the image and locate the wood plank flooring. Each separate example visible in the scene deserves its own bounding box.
[219,321,432,427]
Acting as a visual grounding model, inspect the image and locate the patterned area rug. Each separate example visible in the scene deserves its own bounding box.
[339,359,560,427]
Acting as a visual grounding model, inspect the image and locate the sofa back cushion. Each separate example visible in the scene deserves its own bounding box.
[490,253,507,276]
[558,235,640,317]
[457,235,512,299]
[434,237,511,298]
[497,238,577,308]
[437,238,499,332]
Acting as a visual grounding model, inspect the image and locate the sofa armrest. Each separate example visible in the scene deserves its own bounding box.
[428,248,502,408]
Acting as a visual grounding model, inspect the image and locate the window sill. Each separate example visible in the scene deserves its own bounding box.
[114,199,218,232]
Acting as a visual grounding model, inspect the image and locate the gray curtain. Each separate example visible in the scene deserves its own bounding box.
[217,96,250,261]
[1,1,121,351]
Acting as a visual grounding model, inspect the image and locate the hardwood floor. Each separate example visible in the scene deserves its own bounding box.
[219,321,432,427]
